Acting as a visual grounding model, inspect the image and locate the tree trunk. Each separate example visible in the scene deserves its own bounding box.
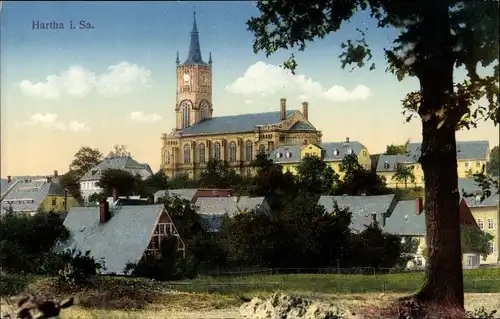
[412,1,464,311]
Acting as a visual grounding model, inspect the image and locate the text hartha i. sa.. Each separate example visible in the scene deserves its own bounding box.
[32,20,94,30]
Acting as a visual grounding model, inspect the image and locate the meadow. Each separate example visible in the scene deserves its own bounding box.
[1,268,499,318]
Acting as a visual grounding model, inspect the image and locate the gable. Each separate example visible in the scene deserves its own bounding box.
[300,144,323,159]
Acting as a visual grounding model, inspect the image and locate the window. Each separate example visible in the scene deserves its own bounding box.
[183,144,190,164]
[346,148,353,155]
[465,161,470,168]
[229,141,237,162]
[476,161,481,167]
[198,143,206,163]
[333,149,339,156]
[181,101,191,129]
[488,219,494,230]
[285,152,292,158]
[213,142,221,160]
[466,255,476,266]
[477,219,484,230]
[416,257,423,267]
[305,152,310,157]
[200,100,210,119]
[362,150,367,156]
[51,198,56,206]
[245,140,253,161]
[164,150,170,164]
[488,242,494,253]
[384,161,390,169]
[276,152,282,159]
[258,144,266,154]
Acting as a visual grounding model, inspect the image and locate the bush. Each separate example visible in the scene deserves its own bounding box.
[55,249,103,288]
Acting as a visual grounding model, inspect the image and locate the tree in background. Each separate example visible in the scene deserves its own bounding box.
[392,164,416,190]
[142,169,169,195]
[199,159,243,190]
[385,140,410,155]
[97,169,140,197]
[487,145,499,176]
[460,225,494,261]
[296,155,337,196]
[58,170,83,204]
[247,0,498,309]
[335,154,389,195]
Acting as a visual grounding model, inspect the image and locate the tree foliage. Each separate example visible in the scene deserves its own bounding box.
[58,170,83,204]
[385,140,410,155]
[392,164,416,189]
[96,169,140,197]
[460,225,494,259]
[296,155,337,196]
[68,147,103,179]
[335,154,390,195]
[487,145,499,176]
[199,159,244,190]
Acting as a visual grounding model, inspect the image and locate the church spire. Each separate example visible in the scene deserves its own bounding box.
[182,9,206,65]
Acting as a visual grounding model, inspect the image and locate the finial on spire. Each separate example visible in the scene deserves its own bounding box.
[193,7,196,18]
[208,52,212,65]
[176,51,180,65]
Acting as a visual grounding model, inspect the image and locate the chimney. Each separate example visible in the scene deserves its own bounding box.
[53,170,58,178]
[371,212,377,226]
[46,176,52,183]
[280,98,287,121]
[99,200,110,224]
[113,188,119,202]
[416,197,424,215]
[302,101,309,120]
[147,195,154,204]
[7,176,11,183]
[346,137,350,143]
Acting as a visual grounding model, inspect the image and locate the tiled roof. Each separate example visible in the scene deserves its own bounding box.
[80,155,150,181]
[195,196,267,232]
[407,141,490,161]
[317,195,396,233]
[57,204,164,275]
[1,180,67,213]
[466,193,499,208]
[180,110,298,135]
[376,155,414,172]
[270,141,367,164]
[384,200,425,236]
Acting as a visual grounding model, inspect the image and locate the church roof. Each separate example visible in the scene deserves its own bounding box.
[181,11,207,66]
[180,110,299,135]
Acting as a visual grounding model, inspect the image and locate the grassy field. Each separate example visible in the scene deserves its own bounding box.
[1,268,499,318]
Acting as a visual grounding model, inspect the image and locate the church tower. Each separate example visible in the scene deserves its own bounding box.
[175,11,213,130]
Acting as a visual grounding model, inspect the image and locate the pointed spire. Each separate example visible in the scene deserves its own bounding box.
[176,51,180,65]
[208,52,212,65]
[182,9,206,65]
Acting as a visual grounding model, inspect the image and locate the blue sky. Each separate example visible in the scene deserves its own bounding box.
[1,1,497,176]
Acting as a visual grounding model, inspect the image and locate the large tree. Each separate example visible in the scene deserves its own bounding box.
[69,146,103,179]
[296,155,337,195]
[487,145,499,176]
[385,139,410,155]
[247,0,499,310]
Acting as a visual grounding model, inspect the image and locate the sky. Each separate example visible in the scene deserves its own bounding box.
[1,1,498,177]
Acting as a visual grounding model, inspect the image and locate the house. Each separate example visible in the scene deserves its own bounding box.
[58,199,185,275]
[0,177,79,215]
[153,188,234,204]
[464,192,500,265]
[79,154,153,202]
[195,196,270,232]
[317,194,397,233]
[376,141,490,188]
[269,138,372,177]
[384,198,482,269]
[1,171,62,198]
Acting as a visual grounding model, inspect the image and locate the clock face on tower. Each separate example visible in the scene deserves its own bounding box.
[183,72,191,83]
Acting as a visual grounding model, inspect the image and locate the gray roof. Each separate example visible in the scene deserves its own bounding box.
[80,155,149,181]
[376,155,414,172]
[317,195,396,233]
[58,204,165,275]
[0,179,9,195]
[1,180,67,213]
[180,110,300,135]
[407,141,490,161]
[270,141,367,164]
[181,12,207,66]
[384,200,425,236]
[465,193,499,208]
[196,196,267,232]
[154,188,199,203]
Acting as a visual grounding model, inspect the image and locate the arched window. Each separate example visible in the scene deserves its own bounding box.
[229,141,237,162]
[198,143,206,163]
[200,100,210,120]
[164,150,170,165]
[213,142,221,160]
[183,144,190,164]
[258,144,266,155]
[181,101,191,129]
[245,140,253,161]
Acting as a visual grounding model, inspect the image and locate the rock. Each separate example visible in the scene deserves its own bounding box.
[239,292,346,319]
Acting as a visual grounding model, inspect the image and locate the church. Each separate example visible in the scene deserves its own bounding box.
[161,13,323,178]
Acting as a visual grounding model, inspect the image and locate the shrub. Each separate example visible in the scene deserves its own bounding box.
[54,250,103,288]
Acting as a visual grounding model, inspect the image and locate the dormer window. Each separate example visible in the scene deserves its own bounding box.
[333,149,339,156]
[384,161,390,169]
[346,148,353,155]
[276,152,283,159]
[285,152,292,158]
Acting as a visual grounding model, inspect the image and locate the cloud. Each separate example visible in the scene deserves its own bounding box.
[129,111,162,122]
[225,61,372,102]
[244,99,253,104]
[20,62,152,99]
[17,113,90,132]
